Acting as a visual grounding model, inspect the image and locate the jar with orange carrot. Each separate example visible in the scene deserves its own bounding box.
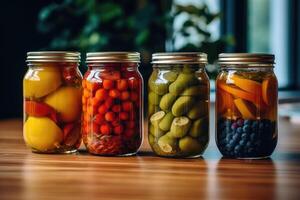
[216,53,278,158]
[82,52,143,156]
[23,52,82,153]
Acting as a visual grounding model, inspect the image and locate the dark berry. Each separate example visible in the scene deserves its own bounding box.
[237,127,243,134]
[241,133,248,140]
[232,134,240,141]
[243,125,250,133]
[244,119,252,126]
[237,119,244,127]
[239,140,246,146]
[231,123,238,130]
[229,139,238,148]
[234,145,241,152]
[217,118,277,158]
[246,141,252,148]
[225,135,231,143]
[252,121,258,129]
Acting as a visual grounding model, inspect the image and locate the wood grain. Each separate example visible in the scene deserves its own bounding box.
[0,117,300,200]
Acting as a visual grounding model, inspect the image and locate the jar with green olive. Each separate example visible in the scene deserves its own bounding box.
[148,53,210,158]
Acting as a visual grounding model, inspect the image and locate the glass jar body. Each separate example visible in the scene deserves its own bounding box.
[216,65,278,158]
[148,64,210,158]
[82,63,143,156]
[23,62,82,153]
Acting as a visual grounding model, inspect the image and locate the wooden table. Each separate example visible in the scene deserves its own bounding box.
[0,117,300,200]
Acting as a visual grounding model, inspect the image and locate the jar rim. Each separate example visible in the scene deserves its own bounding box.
[26,51,81,63]
[218,53,275,66]
[151,52,207,64]
[86,52,140,63]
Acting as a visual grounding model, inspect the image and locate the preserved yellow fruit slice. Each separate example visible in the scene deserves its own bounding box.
[24,66,62,98]
[24,117,63,151]
[44,86,81,122]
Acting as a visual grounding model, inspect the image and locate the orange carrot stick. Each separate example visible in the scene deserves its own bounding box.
[234,98,256,119]
[262,76,277,106]
[231,75,262,94]
[218,83,266,111]
[218,83,256,103]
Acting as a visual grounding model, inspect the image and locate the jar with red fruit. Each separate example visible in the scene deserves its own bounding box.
[216,53,278,158]
[82,52,143,156]
[23,51,82,153]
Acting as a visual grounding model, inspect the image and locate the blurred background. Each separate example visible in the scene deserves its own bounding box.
[0,0,300,119]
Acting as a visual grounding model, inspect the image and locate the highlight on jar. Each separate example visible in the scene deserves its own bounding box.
[148,53,210,158]
[23,52,82,153]
[216,53,278,159]
[82,52,143,156]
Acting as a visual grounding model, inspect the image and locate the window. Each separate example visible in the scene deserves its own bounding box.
[172,0,300,90]
[248,0,289,88]
[222,0,300,90]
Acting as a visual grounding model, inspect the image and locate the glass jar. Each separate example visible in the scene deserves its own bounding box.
[82,52,143,156]
[148,53,210,158]
[216,53,278,158]
[23,51,82,153]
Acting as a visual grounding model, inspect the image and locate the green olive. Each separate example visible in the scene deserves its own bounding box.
[171,96,195,116]
[179,136,203,154]
[169,73,198,95]
[148,92,161,106]
[159,93,177,111]
[181,85,208,97]
[189,117,209,138]
[149,124,165,138]
[158,112,174,131]
[187,101,208,120]
[163,71,178,82]
[158,132,178,153]
[169,116,191,138]
[148,104,159,116]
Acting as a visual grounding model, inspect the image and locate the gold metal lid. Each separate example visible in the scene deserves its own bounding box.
[218,53,275,65]
[26,51,80,62]
[151,52,207,64]
[86,52,140,63]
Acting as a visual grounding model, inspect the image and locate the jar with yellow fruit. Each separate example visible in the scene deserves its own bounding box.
[23,52,82,153]
[216,53,278,159]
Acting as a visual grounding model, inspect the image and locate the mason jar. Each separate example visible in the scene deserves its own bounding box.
[23,51,82,153]
[148,52,210,158]
[216,53,278,158]
[82,52,143,156]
